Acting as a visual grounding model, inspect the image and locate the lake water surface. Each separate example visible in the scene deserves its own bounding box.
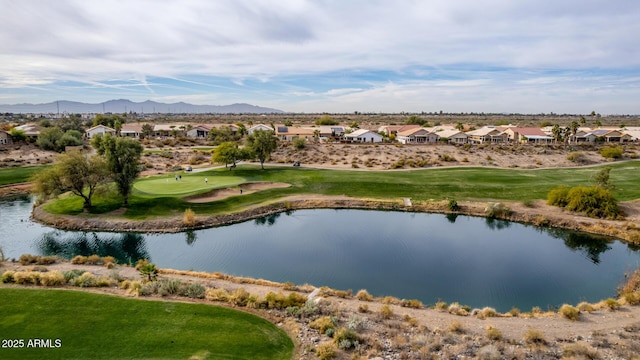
[2,196,639,312]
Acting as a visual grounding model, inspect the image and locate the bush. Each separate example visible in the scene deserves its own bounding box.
[380,304,393,319]
[1,270,15,283]
[72,272,97,287]
[183,208,196,226]
[562,343,601,359]
[309,316,335,334]
[355,289,373,301]
[19,254,57,265]
[548,185,621,219]
[600,145,623,159]
[448,199,460,211]
[315,341,337,360]
[484,202,511,218]
[39,271,66,286]
[523,329,546,344]
[63,269,85,282]
[400,299,423,309]
[485,325,503,340]
[292,137,306,150]
[559,304,580,321]
[567,151,587,163]
[333,327,359,350]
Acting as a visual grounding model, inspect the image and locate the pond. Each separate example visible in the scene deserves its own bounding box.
[1,196,639,312]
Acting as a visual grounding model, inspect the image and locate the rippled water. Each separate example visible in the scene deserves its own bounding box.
[2,196,639,311]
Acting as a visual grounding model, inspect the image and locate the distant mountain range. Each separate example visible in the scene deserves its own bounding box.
[0,99,284,114]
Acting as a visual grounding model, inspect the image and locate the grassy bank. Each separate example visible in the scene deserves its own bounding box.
[42,161,640,219]
[0,166,45,187]
[0,287,293,360]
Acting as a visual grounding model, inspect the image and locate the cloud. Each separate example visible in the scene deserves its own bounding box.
[1,1,639,113]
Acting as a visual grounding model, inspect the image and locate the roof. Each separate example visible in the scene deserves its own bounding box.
[505,127,548,137]
[86,125,116,132]
[466,126,503,136]
[120,123,144,132]
[276,127,314,136]
[397,128,432,136]
[345,129,380,137]
[153,124,186,131]
[436,129,467,138]
[378,124,420,133]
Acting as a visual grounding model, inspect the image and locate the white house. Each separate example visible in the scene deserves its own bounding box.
[343,129,383,143]
[186,124,213,138]
[0,130,12,145]
[85,125,116,139]
[247,124,274,135]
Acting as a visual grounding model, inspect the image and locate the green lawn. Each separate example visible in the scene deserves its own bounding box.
[0,166,46,186]
[0,288,293,360]
[42,161,640,219]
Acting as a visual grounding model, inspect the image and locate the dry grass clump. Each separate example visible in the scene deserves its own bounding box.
[523,329,546,345]
[183,208,196,225]
[447,302,469,316]
[309,316,335,335]
[595,298,620,311]
[434,301,448,311]
[315,341,337,360]
[355,289,373,301]
[448,320,465,334]
[577,301,595,313]
[485,324,503,341]
[475,306,498,319]
[562,343,602,359]
[71,255,116,266]
[619,267,640,305]
[558,304,580,321]
[39,271,66,286]
[18,254,58,265]
[400,298,423,309]
[380,304,394,319]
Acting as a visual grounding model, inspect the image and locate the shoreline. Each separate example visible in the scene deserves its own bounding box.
[28,194,640,245]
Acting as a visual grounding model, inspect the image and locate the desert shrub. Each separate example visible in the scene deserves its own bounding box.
[183,208,196,226]
[138,263,158,282]
[562,343,601,359]
[346,314,368,331]
[567,151,587,163]
[157,278,182,296]
[228,288,251,306]
[619,268,640,305]
[559,304,580,321]
[333,327,359,350]
[400,298,423,309]
[357,304,369,313]
[477,345,501,360]
[600,145,623,159]
[447,199,460,211]
[309,316,335,334]
[206,288,230,302]
[178,282,206,299]
[577,302,595,313]
[380,304,393,319]
[19,254,57,265]
[135,259,150,270]
[355,289,373,301]
[484,202,511,218]
[447,302,469,316]
[1,270,15,283]
[72,272,97,287]
[449,320,464,334]
[523,329,546,344]
[547,186,571,207]
[70,255,87,265]
[315,341,337,360]
[477,307,498,319]
[435,301,448,311]
[381,296,400,305]
[548,185,620,219]
[508,307,521,317]
[63,269,85,282]
[292,137,306,150]
[600,298,620,311]
[122,280,143,296]
[39,271,65,286]
[264,291,306,309]
[485,325,503,340]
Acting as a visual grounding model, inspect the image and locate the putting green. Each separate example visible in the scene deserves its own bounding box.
[134,174,245,196]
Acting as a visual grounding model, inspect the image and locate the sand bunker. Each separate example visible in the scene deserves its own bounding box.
[185,182,291,203]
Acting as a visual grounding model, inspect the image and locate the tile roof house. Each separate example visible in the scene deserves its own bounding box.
[434,129,468,144]
[247,124,274,135]
[466,126,508,144]
[502,127,554,144]
[377,124,420,136]
[275,126,315,141]
[85,124,116,139]
[397,128,439,144]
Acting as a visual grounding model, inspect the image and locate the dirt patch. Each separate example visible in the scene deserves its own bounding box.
[184,182,291,203]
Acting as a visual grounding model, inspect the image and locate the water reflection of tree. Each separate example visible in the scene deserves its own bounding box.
[254,212,281,226]
[543,228,612,264]
[185,230,197,246]
[38,231,149,265]
[445,213,459,223]
[485,218,512,230]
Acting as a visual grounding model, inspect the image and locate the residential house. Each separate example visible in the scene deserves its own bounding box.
[275,126,315,141]
[186,124,213,138]
[0,130,12,145]
[434,129,468,144]
[574,130,598,143]
[503,127,553,144]
[317,126,346,139]
[120,123,144,138]
[377,124,420,137]
[85,125,116,139]
[343,129,383,143]
[247,124,273,135]
[13,124,41,140]
[397,128,439,144]
[622,128,640,141]
[153,124,187,137]
[590,129,632,143]
[210,123,240,135]
[466,126,508,144]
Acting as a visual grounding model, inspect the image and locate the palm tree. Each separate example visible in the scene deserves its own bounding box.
[570,121,580,144]
[551,124,562,143]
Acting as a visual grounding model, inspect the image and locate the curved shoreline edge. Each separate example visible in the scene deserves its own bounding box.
[29,196,640,245]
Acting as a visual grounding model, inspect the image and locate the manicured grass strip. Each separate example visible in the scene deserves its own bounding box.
[45,161,640,218]
[0,288,293,360]
[0,166,46,186]
[134,174,245,196]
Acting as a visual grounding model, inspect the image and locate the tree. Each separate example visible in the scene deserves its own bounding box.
[455,122,464,131]
[551,124,563,143]
[211,141,240,171]
[92,134,143,206]
[593,166,613,189]
[569,121,580,144]
[245,130,277,170]
[31,151,110,210]
[141,124,154,139]
[36,127,64,151]
[315,115,338,126]
[9,128,27,142]
[138,263,158,282]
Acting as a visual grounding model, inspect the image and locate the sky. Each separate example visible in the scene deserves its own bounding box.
[1,0,639,114]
